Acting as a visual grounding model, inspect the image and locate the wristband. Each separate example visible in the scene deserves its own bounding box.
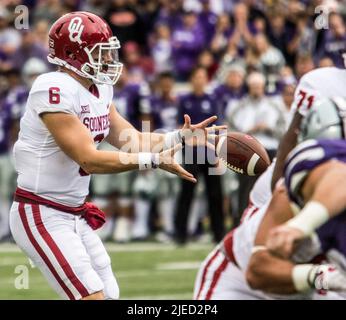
[286,201,329,236]
[138,153,159,170]
[292,264,315,292]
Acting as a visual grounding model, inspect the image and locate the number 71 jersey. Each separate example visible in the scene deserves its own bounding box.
[291,67,346,117]
[13,71,113,207]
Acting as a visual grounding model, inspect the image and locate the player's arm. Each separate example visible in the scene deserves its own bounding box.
[106,104,225,153]
[267,161,346,259]
[41,112,196,182]
[271,112,302,190]
[246,185,298,294]
[247,184,346,295]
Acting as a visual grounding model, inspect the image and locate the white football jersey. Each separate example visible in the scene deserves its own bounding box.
[14,71,113,206]
[248,160,275,208]
[291,67,346,117]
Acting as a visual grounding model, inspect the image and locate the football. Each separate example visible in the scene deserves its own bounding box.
[216,132,271,176]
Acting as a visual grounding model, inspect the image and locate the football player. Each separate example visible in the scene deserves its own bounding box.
[267,97,346,261]
[195,98,346,299]
[9,12,223,300]
[271,51,346,189]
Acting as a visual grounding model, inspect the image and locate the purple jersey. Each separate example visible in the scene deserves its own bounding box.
[171,24,205,79]
[214,84,245,119]
[113,83,149,130]
[0,86,28,154]
[198,10,217,45]
[149,95,178,131]
[177,92,221,126]
[285,139,346,256]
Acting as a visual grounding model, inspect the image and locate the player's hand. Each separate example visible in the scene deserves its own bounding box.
[180,114,227,151]
[309,264,346,292]
[158,143,197,183]
[266,224,305,259]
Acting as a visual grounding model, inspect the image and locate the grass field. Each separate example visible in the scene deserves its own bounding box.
[0,242,213,300]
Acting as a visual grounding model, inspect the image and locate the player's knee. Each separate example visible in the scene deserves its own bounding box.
[103,276,120,300]
[93,252,112,270]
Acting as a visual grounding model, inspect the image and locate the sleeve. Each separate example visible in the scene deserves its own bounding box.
[284,139,324,206]
[290,74,320,117]
[29,86,77,116]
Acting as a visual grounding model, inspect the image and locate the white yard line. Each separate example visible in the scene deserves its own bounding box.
[156,261,201,270]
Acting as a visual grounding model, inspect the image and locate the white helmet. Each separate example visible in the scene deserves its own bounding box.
[299,97,346,142]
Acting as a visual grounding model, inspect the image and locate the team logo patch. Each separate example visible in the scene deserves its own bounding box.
[68,17,84,44]
[81,105,90,114]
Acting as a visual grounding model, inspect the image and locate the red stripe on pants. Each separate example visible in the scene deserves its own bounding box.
[196,250,220,300]
[205,257,228,300]
[31,204,89,298]
[18,202,75,300]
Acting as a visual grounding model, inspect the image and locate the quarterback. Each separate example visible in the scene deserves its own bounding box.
[9,12,221,300]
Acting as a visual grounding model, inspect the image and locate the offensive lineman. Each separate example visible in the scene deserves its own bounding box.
[195,97,346,299]
[9,12,222,300]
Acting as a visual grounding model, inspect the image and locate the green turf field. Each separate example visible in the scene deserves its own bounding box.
[0,242,213,300]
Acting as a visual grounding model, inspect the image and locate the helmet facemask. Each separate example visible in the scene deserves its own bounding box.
[82,36,123,85]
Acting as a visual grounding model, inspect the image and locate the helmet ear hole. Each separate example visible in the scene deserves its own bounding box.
[66,51,76,60]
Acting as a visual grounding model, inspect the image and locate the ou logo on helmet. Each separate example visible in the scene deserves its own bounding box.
[68,17,84,44]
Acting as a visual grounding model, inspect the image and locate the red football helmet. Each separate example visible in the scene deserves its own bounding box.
[47,11,123,85]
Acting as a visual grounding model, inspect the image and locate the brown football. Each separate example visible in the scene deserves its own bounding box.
[216,132,271,176]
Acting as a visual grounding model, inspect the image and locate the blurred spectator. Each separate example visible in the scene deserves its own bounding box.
[171,10,205,80]
[318,56,335,68]
[81,0,108,17]
[274,80,297,130]
[0,68,25,240]
[228,72,284,214]
[151,23,172,73]
[32,0,62,24]
[113,65,151,130]
[196,49,218,80]
[133,72,179,242]
[10,30,48,70]
[0,6,21,66]
[33,19,50,51]
[294,53,315,79]
[198,0,217,46]
[246,33,286,79]
[229,3,256,56]
[123,41,155,83]
[150,71,178,132]
[174,66,224,244]
[287,13,316,59]
[156,0,184,30]
[267,12,294,61]
[214,64,246,122]
[106,0,146,48]
[318,12,346,67]
[210,13,232,57]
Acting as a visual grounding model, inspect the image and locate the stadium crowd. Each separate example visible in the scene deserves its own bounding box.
[0,0,345,244]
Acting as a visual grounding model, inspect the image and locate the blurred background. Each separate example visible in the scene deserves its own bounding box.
[0,0,345,250]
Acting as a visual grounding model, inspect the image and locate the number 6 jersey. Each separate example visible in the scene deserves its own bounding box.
[14,71,113,206]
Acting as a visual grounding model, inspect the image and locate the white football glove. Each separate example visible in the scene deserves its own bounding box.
[308,264,346,291]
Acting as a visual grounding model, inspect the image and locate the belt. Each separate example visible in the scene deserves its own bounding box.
[14,187,86,215]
